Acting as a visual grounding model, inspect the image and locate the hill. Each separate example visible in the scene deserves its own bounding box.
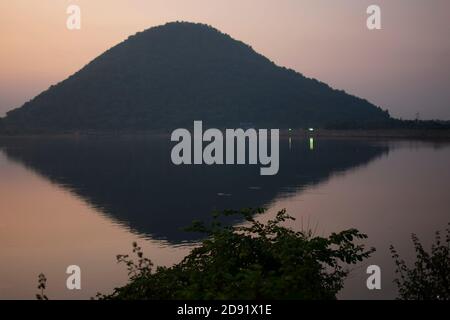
[1,22,391,133]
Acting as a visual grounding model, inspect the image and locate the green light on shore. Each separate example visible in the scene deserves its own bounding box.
[309,137,314,150]
[308,128,314,132]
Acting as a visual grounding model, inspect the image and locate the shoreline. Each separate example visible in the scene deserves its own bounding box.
[285,129,450,140]
[1,128,450,141]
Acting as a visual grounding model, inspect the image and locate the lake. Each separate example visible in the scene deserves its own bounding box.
[0,135,449,299]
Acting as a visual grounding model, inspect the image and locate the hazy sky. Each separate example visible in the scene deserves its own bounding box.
[1,0,449,119]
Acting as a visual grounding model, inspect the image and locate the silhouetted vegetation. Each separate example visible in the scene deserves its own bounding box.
[390,224,450,300]
[98,208,375,300]
[1,22,391,133]
[36,273,48,300]
[34,211,449,300]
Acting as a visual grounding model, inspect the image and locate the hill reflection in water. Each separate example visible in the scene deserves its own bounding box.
[0,136,388,243]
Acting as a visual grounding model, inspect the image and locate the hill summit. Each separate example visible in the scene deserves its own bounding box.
[1,22,391,132]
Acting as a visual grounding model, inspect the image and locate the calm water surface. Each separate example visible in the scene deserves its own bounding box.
[0,136,449,299]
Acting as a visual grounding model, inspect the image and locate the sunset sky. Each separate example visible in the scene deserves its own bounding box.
[1,0,449,119]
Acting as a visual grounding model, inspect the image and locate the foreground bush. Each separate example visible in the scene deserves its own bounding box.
[390,224,450,300]
[100,208,374,300]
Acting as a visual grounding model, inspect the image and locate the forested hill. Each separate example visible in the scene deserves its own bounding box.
[1,22,391,133]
